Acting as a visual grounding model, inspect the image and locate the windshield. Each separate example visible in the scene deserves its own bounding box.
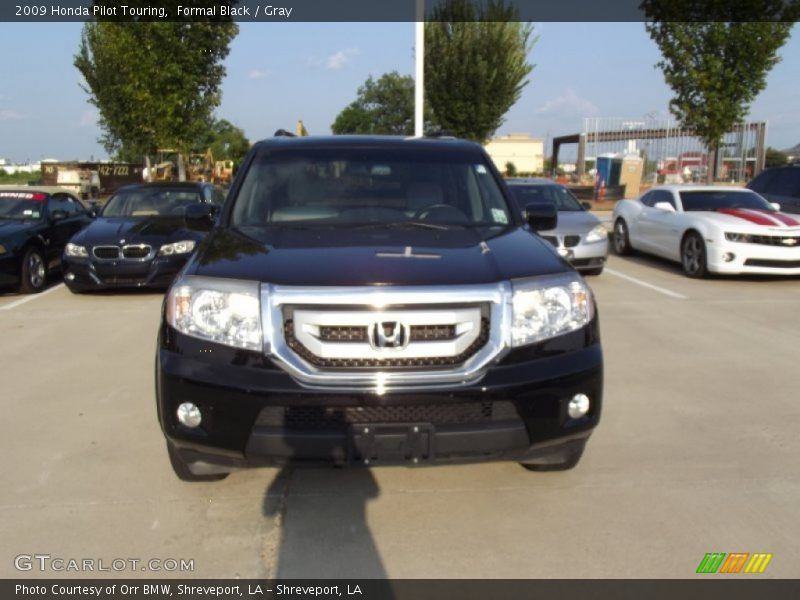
[231,147,513,228]
[679,190,773,212]
[102,188,203,218]
[508,184,583,212]
[0,191,47,220]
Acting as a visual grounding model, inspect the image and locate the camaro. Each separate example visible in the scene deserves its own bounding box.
[612,185,800,277]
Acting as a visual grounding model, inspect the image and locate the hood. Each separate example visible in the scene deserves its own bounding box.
[542,211,602,235]
[72,216,202,246]
[696,209,800,233]
[187,225,569,286]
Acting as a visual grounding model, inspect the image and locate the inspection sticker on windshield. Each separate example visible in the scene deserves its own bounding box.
[475,164,487,175]
[492,208,508,224]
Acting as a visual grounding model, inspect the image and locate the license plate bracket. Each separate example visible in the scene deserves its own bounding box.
[348,423,435,465]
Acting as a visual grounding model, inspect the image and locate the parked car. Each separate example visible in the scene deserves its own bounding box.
[0,186,93,293]
[746,165,800,214]
[62,182,224,292]
[505,178,609,275]
[612,185,800,277]
[156,135,603,481]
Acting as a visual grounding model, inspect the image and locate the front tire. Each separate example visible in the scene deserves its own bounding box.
[19,247,47,293]
[613,219,632,255]
[167,443,229,482]
[681,232,708,279]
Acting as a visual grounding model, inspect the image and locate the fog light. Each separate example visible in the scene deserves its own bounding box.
[65,272,75,281]
[177,402,202,428]
[722,252,735,262]
[567,394,590,419]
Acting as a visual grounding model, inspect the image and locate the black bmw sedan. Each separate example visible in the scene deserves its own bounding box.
[62,182,223,292]
[0,186,93,293]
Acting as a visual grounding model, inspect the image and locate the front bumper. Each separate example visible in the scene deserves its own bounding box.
[707,241,800,275]
[540,234,609,272]
[62,255,189,289]
[156,325,603,468]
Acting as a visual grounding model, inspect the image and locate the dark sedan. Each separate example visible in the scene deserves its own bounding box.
[62,182,223,292]
[0,186,93,293]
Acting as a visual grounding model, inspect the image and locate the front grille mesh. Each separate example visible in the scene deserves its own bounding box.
[564,235,581,247]
[93,246,120,259]
[256,401,519,431]
[285,318,490,370]
[745,235,800,247]
[744,258,800,268]
[318,324,458,343]
[122,245,151,259]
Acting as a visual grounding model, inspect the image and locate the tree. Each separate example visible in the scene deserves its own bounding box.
[194,118,251,167]
[642,0,797,182]
[74,6,238,160]
[424,0,535,142]
[764,147,789,169]
[332,72,428,135]
[504,161,517,177]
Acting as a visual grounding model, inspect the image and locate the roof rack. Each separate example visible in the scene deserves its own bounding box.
[274,129,296,138]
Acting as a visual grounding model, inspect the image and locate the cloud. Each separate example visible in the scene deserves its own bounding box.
[79,109,98,127]
[535,88,599,118]
[0,109,25,121]
[248,68,269,80]
[308,48,359,70]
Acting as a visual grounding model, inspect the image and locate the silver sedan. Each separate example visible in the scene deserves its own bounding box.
[506,178,609,275]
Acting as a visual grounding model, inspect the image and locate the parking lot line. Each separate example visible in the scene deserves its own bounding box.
[0,284,64,311]
[604,268,688,300]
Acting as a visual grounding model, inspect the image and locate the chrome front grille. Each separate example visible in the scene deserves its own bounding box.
[93,246,120,260]
[746,235,800,246]
[92,244,154,261]
[540,235,581,248]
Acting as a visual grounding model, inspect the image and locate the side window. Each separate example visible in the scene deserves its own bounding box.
[655,190,676,209]
[640,192,655,207]
[764,170,800,197]
[49,194,79,216]
[748,170,775,193]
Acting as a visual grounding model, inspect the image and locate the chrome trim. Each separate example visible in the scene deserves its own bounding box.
[292,307,481,360]
[261,283,512,392]
[91,244,155,262]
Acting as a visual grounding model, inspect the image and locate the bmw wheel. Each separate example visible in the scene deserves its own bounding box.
[613,219,631,255]
[681,232,708,278]
[19,248,47,294]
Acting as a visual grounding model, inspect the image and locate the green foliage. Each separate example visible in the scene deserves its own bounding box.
[504,161,517,177]
[194,118,250,166]
[642,1,796,177]
[331,72,433,135]
[424,0,535,142]
[764,146,789,169]
[0,170,41,184]
[74,5,238,160]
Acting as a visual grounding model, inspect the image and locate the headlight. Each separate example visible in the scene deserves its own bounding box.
[724,233,751,243]
[585,224,608,243]
[159,240,196,256]
[166,276,262,351]
[0,244,7,255]
[511,273,594,347]
[65,243,88,258]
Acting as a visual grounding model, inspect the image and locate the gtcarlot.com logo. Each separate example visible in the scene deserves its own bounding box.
[14,554,194,573]
[696,552,773,574]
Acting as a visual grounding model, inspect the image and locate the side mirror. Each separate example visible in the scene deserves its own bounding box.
[581,201,592,211]
[50,209,68,221]
[653,201,676,212]
[524,202,557,231]
[185,203,215,231]
[770,202,781,212]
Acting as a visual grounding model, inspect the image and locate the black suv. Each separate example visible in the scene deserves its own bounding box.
[747,165,800,214]
[156,136,603,481]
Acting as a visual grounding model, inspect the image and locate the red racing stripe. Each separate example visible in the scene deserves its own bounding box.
[760,211,800,226]
[716,208,778,226]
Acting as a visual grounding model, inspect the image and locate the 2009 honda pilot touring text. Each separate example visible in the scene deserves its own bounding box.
[156,135,603,481]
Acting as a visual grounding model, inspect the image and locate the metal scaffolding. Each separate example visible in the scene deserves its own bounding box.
[552,117,767,184]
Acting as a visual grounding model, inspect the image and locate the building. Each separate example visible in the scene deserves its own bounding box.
[484,133,545,175]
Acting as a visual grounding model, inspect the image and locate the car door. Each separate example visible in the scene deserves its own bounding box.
[632,191,661,253]
[646,190,680,257]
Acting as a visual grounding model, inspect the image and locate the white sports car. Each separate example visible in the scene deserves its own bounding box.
[612,185,800,277]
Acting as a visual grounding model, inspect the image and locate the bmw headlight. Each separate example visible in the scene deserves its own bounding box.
[585,224,608,243]
[65,243,88,258]
[511,273,594,347]
[166,276,262,351]
[159,240,196,256]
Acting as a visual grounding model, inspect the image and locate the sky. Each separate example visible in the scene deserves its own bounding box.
[0,21,799,162]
